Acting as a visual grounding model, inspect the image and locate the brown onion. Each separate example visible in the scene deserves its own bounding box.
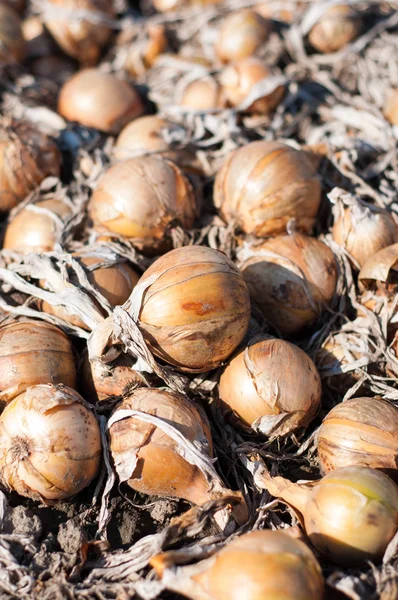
[0,319,77,407]
[218,338,321,436]
[215,10,270,63]
[308,5,362,54]
[44,0,114,66]
[384,89,398,125]
[58,69,144,133]
[0,384,101,501]
[318,397,398,476]
[0,121,61,212]
[220,57,284,113]
[132,245,250,372]
[179,77,226,110]
[239,232,338,335]
[0,4,25,63]
[214,141,321,237]
[89,156,197,252]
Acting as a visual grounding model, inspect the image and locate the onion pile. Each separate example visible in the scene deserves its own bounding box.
[215,9,270,63]
[308,4,362,54]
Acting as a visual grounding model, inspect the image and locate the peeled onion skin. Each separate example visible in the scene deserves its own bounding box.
[214,141,321,237]
[0,384,102,502]
[0,4,25,63]
[308,5,362,54]
[218,338,321,436]
[317,397,398,477]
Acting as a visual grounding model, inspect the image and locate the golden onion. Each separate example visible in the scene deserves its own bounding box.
[215,10,270,63]
[0,4,25,63]
[179,77,226,111]
[308,4,362,54]
[81,352,145,403]
[214,141,321,237]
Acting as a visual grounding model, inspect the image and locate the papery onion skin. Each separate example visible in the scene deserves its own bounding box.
[214,141,321,237]
[358,242,398,291]
[218,338,321,436]
[384,89,398,125]
[179,77,226,111]
[135,245,251,372]
[0,320,77,407]
[89,156,197,252]
[239,232,337,335]
[0,384,101,501]
[0,4,25,63]
[58,69,144,134]
[318,397,398,476]
[308,5,362,54]
[109,387,214,505]
[215,9,270,63]
[194,530,324,600]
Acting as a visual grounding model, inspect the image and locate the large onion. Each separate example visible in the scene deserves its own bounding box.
[215,10,270,63]
[218,338,321,436]
[214,141,321,237]
[0,4,25,63]
[0,384,101,501]
[308,4,362,54]
[238,232,338,335]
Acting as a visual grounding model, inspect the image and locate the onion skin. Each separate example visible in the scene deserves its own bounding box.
[218,338,321,436]
[308,5,362,54]
[239,232,338,335]
[81,352,145,403]
[0,319,77,407]
[179,78,226,111]
[0,384,101,501]
[135,246,251,372]
[358,242,398,291]
[215,10,270,63]
[214,141,321,237]
[384,89,398,125]
[89,156,197,252]
[318,397,398,477]
[0,4,25,63]
[58,69,144,134]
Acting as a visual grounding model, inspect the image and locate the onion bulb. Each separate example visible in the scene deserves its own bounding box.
[0,319,77,406]
[3,198,73,253]
[215,10,270,63]
[260,465,398,565]
[89,156,197,252]
[58,69,144,134]
[43,0,114,66]
[384,89,398,125]
[114,115,181,162]
[214,141,321,237]
[219,58,284,113]
[318,397,398,477]
[0,4,25,63]
[308,5,362,54]
[0,384,101,501]
[179,77,226,111]
[332,202,398,267]
[218,338,321,436]
[132,245,251,372]
[238,232,338,335]
[0,121,61,212]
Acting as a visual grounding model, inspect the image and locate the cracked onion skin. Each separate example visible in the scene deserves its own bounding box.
[318,397,398,477]
[0,4,25,63]
[218,338,321,436]
[0,384,101,502]
[214,141,321,237]
[134,245,251,372]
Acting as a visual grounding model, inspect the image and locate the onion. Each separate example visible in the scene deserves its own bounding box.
[332,202,398,267]
[259,465,398,565]
[214,141,321,237]
[384,89,398,125]
[219,58,284,113]
[179,77,226,111]
[0,319,77,406]
[115,115,180,162]
[308,5,362,54]
[121,24,167,76]
[3,198,73,253]
[0,4,25,63]
[133,245,251,372]
[43,0,114,66]
[89,156,197,252]
[238,232,338,335]
[215,10,270,63]
[218,338,321,436]
[0,384,101,501]
[30,55,76,83]
[58,69,144,133]
[0,121,61,212]
[318,397,398,477]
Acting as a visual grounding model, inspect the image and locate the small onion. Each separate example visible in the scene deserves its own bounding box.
[0,384,101,501]
[115,115,179,161]
[89,156,197,252]
[0,319,77,406]
[0,121,61,212]
[214,141,321,237]
[58,69,144,134]
[262,465,398,565]
[179,77,226,111]
[384,89,398,125]
[215,10,271,63]
[132,246,250,372]
[218,338,321,436]
[0,4,25,63]
[219,58,284,113]
[332,203,398,268]
[30,55,76,83]
[318,397,398,477]
[44,0,114,66]
[308,5,362,54]
[239,232,338,335]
